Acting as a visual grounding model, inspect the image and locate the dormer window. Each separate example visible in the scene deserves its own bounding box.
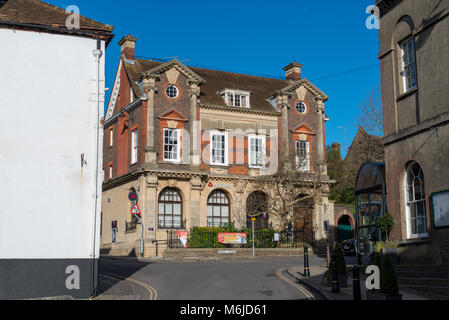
[221,89,250,108]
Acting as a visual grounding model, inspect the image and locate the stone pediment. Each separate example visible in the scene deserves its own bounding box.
[291,124,316,135]
[140,59,205,85]
[276,78,328,102]
[157,109,188,122]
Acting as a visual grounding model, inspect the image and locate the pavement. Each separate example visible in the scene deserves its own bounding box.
[286,264,429,300]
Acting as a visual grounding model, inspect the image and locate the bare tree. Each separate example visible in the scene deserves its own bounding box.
[356,84,383,137]
[246,153,328,236]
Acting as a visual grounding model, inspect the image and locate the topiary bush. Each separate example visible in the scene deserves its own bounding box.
[335,244,347,275]
[380,255,399,295]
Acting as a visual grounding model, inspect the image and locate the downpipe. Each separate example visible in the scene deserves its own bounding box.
[91,36,103,297]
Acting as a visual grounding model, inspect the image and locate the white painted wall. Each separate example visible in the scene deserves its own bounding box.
[0,29,106,259]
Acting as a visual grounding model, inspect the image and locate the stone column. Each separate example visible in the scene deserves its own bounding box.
[189,176,203,228]
[188,81,201,167]
[142,75,158,164]
[276,94,290,163]
[315,98,328,176]
[145,173,158,242]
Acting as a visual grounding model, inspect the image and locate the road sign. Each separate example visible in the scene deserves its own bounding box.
[251,218,256,221]
[128,190,138,202]
[131,203,141,216]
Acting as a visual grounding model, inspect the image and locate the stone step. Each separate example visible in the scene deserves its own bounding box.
[396,272,449,279]
[398,277,449,287]
[400,284,449,296]
[395,265,449,272]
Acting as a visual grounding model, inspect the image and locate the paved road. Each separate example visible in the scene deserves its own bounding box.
[97,256,326,300]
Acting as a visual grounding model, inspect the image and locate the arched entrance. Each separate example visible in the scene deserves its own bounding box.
[293,196,315,243]
[246,191,269,229]
[338,215,353,242]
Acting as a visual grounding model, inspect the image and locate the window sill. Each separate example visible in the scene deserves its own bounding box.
[160,160,181,165]
[397,87,418,102]
[210,163,229,168]
[125,229,136,234]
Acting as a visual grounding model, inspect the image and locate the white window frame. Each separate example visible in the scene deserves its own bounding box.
[165,84,179,99]
[210,131,228,166]
[404,163,428,239]
[296,140,310,172]
[401,37,417,93]
[222,89,251,108]
[109,128,113,147]
[296,101,307,114]
[248,135,266,168]
[163,128,181,163]
[131,129,138,164]
[109,165,113,179]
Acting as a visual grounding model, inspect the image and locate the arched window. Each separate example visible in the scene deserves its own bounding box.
[405,162,428,238]
[246,191,269,229]
[207,190,230,227]
[158,188,183,229]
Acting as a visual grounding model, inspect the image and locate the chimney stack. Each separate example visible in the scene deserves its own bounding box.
[118,34,137,61]
[283,61,303,82]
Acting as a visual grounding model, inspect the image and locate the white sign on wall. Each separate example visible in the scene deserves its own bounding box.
[431,190,449,228]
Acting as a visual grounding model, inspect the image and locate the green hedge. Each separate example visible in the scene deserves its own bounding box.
[187,226,276,248]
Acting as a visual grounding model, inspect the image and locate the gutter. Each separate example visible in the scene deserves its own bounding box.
[0,19,114,47]
[104,98,143,128]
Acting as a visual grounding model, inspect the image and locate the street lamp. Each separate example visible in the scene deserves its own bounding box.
[337,126,349,156]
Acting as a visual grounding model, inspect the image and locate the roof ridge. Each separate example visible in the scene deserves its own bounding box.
[134,57,288,82]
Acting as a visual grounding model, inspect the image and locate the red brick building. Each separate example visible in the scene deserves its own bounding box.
[101,35,334,257]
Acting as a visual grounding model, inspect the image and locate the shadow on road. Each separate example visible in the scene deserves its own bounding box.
[97,257,153,295]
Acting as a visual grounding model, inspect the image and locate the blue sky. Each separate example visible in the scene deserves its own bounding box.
[49,0,380,157]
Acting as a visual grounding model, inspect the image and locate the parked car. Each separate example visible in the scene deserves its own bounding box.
[342,238,365,256]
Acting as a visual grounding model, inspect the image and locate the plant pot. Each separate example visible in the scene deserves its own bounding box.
[366,290,402,300]
[381,248,399,265]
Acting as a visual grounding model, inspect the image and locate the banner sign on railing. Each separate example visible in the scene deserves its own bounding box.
[218,233,247,244]
[177,231,189,248]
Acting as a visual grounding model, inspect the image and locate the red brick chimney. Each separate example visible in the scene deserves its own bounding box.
[283,61,303,82]
[118,35,137,61]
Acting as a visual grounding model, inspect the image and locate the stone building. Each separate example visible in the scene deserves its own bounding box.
[377,0,449,264]
[345,127,384,172]
[101,35,334,257]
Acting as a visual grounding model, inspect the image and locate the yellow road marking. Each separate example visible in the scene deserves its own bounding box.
[99,272,158,300]
[276,268,315,300]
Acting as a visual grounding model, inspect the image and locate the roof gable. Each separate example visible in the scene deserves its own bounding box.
[277,78,329,102]
[142,59,205,84]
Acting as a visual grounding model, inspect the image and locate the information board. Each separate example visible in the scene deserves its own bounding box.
[431,190,449,228]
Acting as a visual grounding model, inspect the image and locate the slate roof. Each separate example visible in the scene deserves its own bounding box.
[123,58,290,114]
[0,0,113,32]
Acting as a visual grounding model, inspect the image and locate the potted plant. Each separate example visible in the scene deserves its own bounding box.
[367,255,402,300]
[376,213,395,241]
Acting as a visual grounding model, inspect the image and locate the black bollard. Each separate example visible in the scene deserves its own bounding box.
[331,254,340,293]
[304,245,311,278]
[352,265,362,300]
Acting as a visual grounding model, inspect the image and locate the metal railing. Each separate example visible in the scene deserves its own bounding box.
[165,230,314,249]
